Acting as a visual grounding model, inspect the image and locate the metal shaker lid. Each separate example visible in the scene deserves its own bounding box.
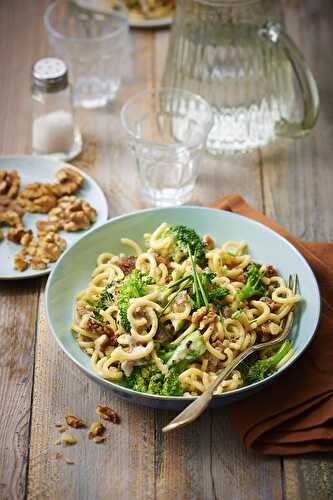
[32,57,68,92]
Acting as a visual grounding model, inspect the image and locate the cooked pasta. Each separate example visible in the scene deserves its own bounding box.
[71,223,301,397]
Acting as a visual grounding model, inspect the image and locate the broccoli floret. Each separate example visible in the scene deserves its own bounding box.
[92,282,114,323]
[148,372,165,394]
[166,330,206,367]
[161,366,183,396]
[125,363,160,393]
[235,263,267,308]
[237,352,258,382]
[118,269,153,331]
[246,341,292,384]
[171,224,207,267]
[124,362,183,396]
[201,269,228,307]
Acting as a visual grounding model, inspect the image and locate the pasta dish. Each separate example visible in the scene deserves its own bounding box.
[106,0,175,20]
[71,223,301,397]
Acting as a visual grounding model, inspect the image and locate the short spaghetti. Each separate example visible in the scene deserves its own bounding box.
[71,223,301,397]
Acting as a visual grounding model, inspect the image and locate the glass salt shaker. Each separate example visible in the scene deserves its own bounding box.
[32,57,82,160]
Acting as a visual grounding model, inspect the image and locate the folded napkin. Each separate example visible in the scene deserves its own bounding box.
[210,194,333,455]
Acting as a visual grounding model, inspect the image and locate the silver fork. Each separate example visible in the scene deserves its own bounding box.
[162,274,298,433]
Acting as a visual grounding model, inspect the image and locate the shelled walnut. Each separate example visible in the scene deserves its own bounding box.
[0,196,25,227]
[48,196,96,232]
[0,170,20,199]
[18,183,58,213]
[51,167,84,197]
[7,227,32,246]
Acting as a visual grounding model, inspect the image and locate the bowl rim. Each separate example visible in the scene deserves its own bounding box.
[45,205,321,402]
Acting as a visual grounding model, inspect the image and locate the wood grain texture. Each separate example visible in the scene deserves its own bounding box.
[0,281,40,500]
[0,1,47,499]
[264,2,333,499]
[0,0,332,499]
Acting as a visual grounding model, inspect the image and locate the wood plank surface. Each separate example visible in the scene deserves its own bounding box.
[0,1,47,499]
[264,1,333,499]
[0,0,332,499]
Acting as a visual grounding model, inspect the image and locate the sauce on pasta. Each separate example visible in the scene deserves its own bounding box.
[71,223,301,397]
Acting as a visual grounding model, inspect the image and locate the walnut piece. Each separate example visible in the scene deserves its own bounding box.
[65,415,85,429]
[30,257,48,270]
[51,168,84,197]
[93,436,106,444]
[61,433,77,446]
[0,170,20,199]
[96,405,120,423]
[13,252,29,272]
[7,227,32,246]
[18,183,58,213]
[0,196,25,227]
[48,196,97,232]
[36,220,60,233]
[57,167,84,187]
[203,234,215,250]
[64,457,74,464]
[88,422,105,439]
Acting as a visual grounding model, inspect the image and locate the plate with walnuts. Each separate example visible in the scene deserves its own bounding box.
[0,156,108,280]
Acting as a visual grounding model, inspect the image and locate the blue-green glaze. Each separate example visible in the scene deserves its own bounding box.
[45,207,320,410]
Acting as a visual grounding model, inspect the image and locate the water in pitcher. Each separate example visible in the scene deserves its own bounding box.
[163,23,296,154]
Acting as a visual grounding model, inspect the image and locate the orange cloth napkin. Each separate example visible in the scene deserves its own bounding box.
[211,194,333,455]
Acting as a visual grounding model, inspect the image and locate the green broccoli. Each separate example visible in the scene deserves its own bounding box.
[148,372,165,394]
[171,224,207,267]
[91,282,114,323]
[124,362,183,396]
[237,352,258,382]
[201,269,228,307]
[160,365,184,396]
[246,341,292,384]
[165,330,206,367]
[125,363,160,393]
[235,263,267,308]
[118,269,153,331]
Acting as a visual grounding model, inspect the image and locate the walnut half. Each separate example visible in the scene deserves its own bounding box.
[96,405,120,423]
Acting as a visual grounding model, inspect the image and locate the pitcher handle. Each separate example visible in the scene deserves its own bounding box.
[259,21,319,138]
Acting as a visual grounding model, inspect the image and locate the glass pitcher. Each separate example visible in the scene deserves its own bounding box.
[162,0,319,155]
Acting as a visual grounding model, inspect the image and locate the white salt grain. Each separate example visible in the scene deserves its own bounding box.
[32,110,74,154]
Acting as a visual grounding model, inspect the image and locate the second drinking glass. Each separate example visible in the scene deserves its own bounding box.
[44,0,129,108]
[121,88,213,207]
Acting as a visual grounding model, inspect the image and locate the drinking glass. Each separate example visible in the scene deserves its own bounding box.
[44,0,129,108]
[162,0,319,155]
[121,88,213,207]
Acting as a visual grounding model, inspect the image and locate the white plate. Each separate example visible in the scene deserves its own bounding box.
[129,15,172,29]
[75,0,173,28]
[0,156,108,280]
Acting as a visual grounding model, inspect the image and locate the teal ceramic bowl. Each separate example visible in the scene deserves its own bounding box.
[45,207,320,410]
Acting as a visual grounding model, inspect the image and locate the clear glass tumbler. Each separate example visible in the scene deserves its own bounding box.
[44,0,129,109]
[121,88,213,207]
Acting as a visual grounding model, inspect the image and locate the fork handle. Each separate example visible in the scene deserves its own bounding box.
[162,346,255,433]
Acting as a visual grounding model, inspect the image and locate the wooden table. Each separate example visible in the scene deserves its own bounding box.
[1,1,333,499]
